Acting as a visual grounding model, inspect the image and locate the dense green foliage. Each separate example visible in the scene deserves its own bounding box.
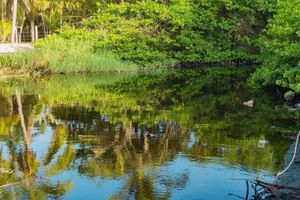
[249,0,300,92]
[83,0,274,66]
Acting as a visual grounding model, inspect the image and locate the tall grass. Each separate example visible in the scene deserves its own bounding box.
[0,35,138,76]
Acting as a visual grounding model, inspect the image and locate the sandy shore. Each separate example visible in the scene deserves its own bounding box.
[0,43,34,55]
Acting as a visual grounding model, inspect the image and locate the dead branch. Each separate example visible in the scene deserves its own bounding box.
[276,131,300,178]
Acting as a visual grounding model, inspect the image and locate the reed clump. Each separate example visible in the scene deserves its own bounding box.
[0,35,138,76]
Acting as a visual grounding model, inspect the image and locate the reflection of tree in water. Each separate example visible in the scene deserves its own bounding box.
[0,68,299,199]
[0,91,73,199]
[106,68,299,171]
[65,114,190,200]
[0,92,191,200]
[108,154,189,200]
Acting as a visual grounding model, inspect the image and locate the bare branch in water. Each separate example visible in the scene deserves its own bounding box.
[276,131,300,178]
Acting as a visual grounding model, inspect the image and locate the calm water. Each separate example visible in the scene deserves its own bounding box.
[0,68,298,200]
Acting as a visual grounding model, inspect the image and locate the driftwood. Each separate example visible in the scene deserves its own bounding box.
[229,178,300,200]
[276,132,300,178]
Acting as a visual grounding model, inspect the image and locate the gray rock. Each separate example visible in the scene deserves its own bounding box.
[286,104,300,112]
[243,100,254,107]
[284,90,295,101]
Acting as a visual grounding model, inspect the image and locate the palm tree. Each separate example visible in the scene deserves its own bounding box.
[10,0,18,43]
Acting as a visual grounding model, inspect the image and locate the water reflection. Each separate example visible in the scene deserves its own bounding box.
[0,68,298,199]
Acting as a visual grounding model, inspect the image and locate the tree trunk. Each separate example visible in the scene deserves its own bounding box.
[18,16,25,43]
[34,25,38,40]
[7,96,13,119]
[20,0,30,14]
[30,19,35,42]
[41,16,46,37]
[1,0,5,22]
[60,1,63,27]
[1,0,5,42]
[16,88,30,147]
[10,0,18,43]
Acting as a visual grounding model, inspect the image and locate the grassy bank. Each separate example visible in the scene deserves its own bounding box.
[0,35,138,77]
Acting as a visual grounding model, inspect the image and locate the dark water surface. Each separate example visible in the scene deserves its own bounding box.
[0,68,298,200]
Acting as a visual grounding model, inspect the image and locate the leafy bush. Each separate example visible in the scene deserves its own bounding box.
[85,1,177,67]
[84,0,273,67]
[249,0,300,92]
[0,21,12,42]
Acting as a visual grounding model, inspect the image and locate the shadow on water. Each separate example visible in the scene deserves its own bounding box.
[0,68,299,199]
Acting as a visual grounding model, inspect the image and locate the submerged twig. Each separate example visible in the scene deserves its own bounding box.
[228,193,244,199]
[246,180,249,200]
[256,179,300,190]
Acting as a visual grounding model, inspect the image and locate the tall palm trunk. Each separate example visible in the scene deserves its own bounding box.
[18,16,25,42]
[60,1,63,27]
[30,19,35,42]
[16,88,30,147]
[1,0,5,42]
[10,0,18,43]
[7,96,13,119]
[1,0,5,23]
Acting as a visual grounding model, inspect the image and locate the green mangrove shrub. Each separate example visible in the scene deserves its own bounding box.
[249,0,300,92]
[84,0,274,67]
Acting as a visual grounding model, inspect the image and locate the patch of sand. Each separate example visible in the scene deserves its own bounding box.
[0,43,34,55]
